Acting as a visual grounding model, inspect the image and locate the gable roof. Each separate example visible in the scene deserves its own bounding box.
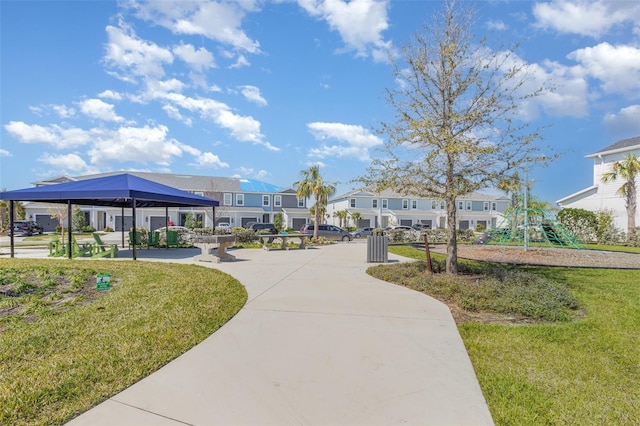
[33,171,285,194]
[1,173,219,208]
[587,136,640,157]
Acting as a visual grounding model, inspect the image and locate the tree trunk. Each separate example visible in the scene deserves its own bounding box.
[445,195,458,274]
[627,186,637,231]
[314,195,319,240]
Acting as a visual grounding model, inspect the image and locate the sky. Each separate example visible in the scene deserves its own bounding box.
[1,0,640,204]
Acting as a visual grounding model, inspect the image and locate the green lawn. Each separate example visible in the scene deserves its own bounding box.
[387,246,640,425]
[0,259,247,426]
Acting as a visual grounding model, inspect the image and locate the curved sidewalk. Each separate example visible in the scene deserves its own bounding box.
[67,242,494,425]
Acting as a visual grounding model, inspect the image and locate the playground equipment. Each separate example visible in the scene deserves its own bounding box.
[473,205,581,248]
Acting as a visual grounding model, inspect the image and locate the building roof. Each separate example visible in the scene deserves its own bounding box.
[588,136,640,157]
[330,187,508,202]
[33,171,287,194]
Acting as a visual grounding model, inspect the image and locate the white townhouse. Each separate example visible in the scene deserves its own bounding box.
[556,136,640,233]
[327,188,510,230]
[22,172,310,232]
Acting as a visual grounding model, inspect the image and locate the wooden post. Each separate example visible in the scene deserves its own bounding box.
[424,234,433,273]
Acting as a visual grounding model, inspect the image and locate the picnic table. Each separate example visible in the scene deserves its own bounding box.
[259,233,309,251]
[192,235,237,263]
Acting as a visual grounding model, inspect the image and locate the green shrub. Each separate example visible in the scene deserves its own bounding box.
[368,262,579,322]
[81,225,96,233]
[232,227,258,244]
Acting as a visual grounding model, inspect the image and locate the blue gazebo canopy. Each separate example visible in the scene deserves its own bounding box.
[1,173,218,260]
[0,173,219,208]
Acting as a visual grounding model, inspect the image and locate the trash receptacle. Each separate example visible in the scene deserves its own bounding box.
[367,235,388,263]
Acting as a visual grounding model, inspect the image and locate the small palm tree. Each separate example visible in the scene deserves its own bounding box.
[350,211,362,228]
[295,165,336,239]
[601,154,640,233]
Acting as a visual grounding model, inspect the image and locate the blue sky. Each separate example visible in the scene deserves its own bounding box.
[1,0,640,204]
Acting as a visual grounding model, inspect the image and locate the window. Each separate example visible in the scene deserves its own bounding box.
[440,201,445,210]
[411,200,418,209]
[236,194,244,206]
[262,195,270,207]
[492,202,497,211]
[483,202,489,211]
[431,200,437,209]
[458,201,464,210]
[223,193,232,206]
[402,199,409,209]
[382,199,388,209]
[372,199,378,208]
[297,198,305,208]
[274,195,282,207]
[350,198,356,208]
[466,201,472,211]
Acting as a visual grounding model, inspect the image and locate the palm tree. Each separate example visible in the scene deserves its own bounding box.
[333,209,348,228]
[295,165,336,239]
[350,211,362,228]
[601,154,640,233]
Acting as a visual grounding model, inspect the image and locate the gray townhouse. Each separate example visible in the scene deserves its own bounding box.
[327,188,511,230]
[22,172,310,232]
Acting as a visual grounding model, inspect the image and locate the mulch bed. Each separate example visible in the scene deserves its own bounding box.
[429,244,640,269]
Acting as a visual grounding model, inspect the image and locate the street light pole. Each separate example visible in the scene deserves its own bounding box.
[524,170,528,252]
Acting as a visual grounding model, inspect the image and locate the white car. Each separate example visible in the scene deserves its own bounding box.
[216,222,230,228]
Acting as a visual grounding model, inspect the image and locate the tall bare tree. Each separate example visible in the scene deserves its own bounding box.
[359,1,549,273]
[295,165,336,239]
[601,153,640,233]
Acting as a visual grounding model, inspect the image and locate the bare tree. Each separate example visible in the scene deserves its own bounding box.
[359,1,550,274]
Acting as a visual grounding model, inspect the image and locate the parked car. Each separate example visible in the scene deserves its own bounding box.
[9,220,44,236]
[351,227,374,238]
[412,223,431,230]
[216,222,230,228]
[300,224,352,241]
[248,223,278,234]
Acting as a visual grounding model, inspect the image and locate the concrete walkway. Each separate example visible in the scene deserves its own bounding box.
[39,240,493,425]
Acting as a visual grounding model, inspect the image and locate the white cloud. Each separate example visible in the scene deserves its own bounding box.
[4,121,93,149]
[486,20,507,31]
[154,92,277,150]
[0,148,11,157]
[239,85,267,106]
[88,125,182,166]
[163,104,193,126]
[128,0,261,53]
[603,104,640,136]
[98,90,123,101]
[229,54,250,69]
[567,43,640,95]
[78,98,124,122]
[103,23,173,80]
[533,0,640,38]
[307,122,382,161]
[191,152,229,168]
[38,153,93,172]
[298,0,392,60]
[172,43,215,71]
[29,104,76,118]
[235,166,270,180]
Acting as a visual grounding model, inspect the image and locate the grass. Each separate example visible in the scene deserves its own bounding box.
[384,245,640,425]
[0,258,247,426]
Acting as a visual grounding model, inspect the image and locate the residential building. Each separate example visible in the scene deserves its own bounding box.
[23,172,309,232]
[556,136,640,233]
[327,188,510,230]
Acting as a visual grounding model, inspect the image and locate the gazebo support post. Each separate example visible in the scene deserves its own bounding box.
[132,199,137,260]
[9,200,15,258]
[67,201,72,259]
[165,207,169,250]
[121,207,125,248]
